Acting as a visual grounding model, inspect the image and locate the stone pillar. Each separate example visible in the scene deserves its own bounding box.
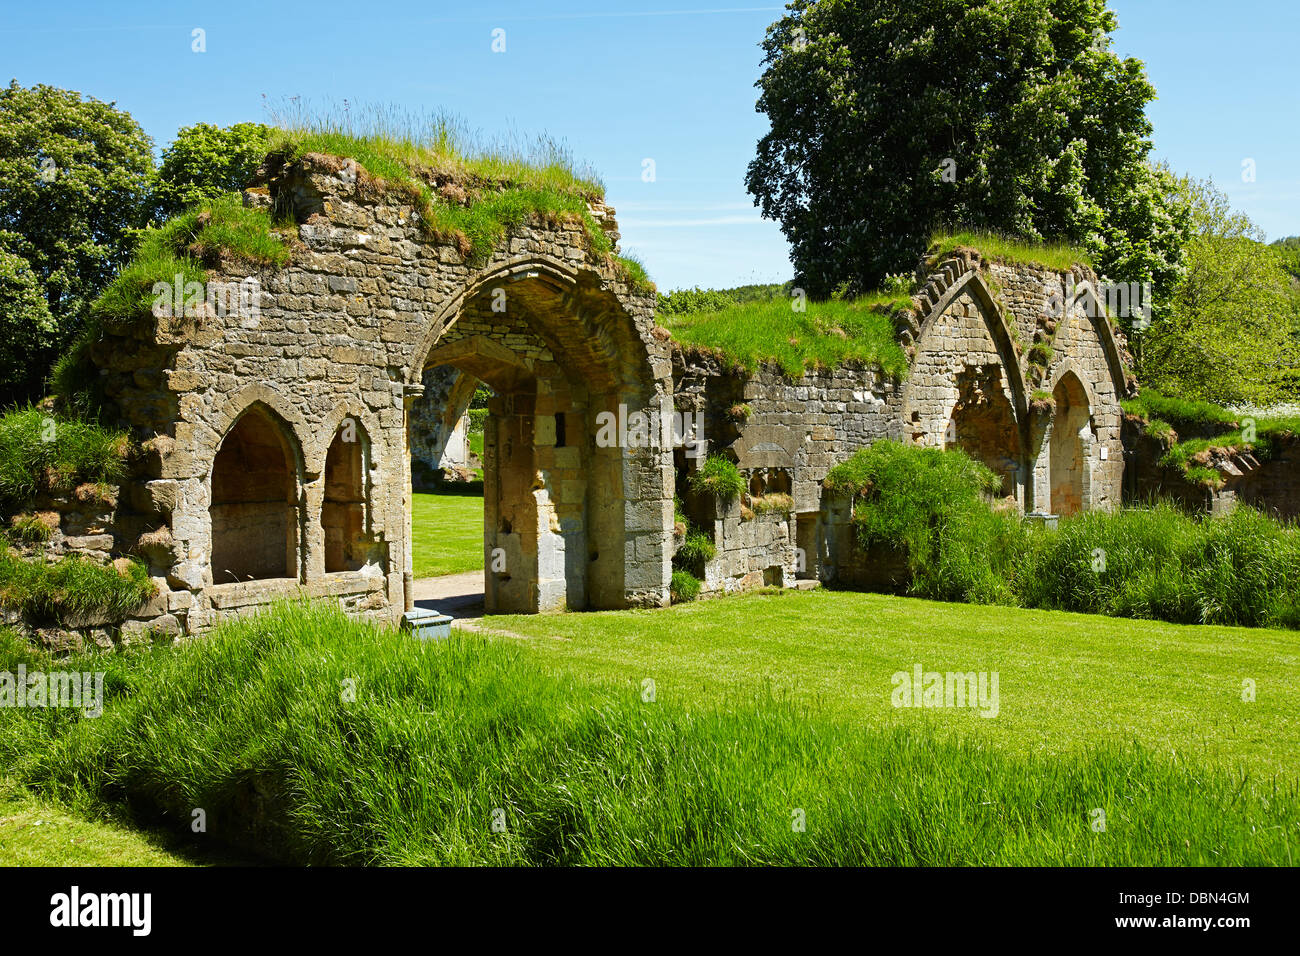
[401,382,425,613]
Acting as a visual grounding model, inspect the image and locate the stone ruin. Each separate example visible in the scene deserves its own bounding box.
[28,149,1165,643]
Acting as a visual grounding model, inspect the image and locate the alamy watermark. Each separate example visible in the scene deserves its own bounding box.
[152,274,261,321]
[594,404,704,458]
[1043,275,1152,330]
[1,666,105,718]
[890,663,999,718]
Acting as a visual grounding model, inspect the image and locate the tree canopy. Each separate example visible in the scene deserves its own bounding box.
[153,122,272,221]
[745,0,1190,299]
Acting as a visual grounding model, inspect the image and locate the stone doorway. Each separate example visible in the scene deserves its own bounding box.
[1050,372,1092,517]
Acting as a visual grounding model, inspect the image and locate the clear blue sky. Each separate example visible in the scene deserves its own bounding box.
[1,1,1296,291]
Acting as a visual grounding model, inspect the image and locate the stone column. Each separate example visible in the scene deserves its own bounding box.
[401,382,425,614]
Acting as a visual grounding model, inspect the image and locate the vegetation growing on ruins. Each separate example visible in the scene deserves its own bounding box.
[669,569,702,604]
[927,231,1094,273]
[1,600,1295,865]
[663,292,911,377]
[1123,388,1300,486]
[0,550,154,625]
[267,107,649,286]
[50,195,292,413]
[688,455,746,501]
[826,440,1300,629]
[0,406,129,514]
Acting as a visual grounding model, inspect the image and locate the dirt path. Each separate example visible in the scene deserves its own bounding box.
[410,571,549,640]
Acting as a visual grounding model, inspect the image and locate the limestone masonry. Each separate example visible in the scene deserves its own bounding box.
[22,149,1225,646]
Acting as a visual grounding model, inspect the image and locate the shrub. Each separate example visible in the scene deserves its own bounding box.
[0,406,129,515]
[674,530,715,577]
[688,455,745,502]
[669,569,702,604]
[826,441,1020,604]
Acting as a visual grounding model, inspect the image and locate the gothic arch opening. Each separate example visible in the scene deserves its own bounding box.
[323,419,370,573]
[210,404,299,583]
[1051,371,1092,517]
[945,364,1021,498]
[411,267,667,613]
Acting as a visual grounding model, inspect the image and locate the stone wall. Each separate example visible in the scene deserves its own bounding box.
[49,161,1154,636]
[76,152,672,635]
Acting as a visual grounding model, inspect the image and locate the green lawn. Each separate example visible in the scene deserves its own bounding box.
[411,492,483,577]
[0,790,190,866]
[490,588,1300,781]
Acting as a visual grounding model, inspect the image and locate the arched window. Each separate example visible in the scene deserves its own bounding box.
[210,405,298,582]
[1050,372,1092,517]
[323,418,368,573]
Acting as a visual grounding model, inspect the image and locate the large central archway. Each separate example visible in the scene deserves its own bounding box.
[406,257,673,613]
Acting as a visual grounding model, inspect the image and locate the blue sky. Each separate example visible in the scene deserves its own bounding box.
[1,1,1296,290]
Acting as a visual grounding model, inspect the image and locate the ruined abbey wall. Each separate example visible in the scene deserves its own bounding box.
[23,152,1141,645]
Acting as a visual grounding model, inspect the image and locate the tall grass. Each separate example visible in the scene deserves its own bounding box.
[663,294,910,377]
[0,406,129,513]
[1015,504,1300,628]
[0,551,155,624]
[2,602,1295,865]
[828,441,1300,629]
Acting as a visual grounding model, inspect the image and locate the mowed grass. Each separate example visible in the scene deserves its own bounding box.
[0,790,189,866]
[411,492,483,578]
[2,602,1295,865]
[490,588,1300,781]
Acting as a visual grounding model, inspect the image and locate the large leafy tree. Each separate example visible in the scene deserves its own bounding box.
[0,81,154,404]
[153,122,273,220]
[1141,177,1300,405]
[746,0,1189,299]
[0,247,56,407]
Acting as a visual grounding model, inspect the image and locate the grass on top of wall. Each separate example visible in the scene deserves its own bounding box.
[0,406,130,515]
[1,601,1295,866]
[266,104,644,285]
[928,230,1093,272]
[0,550,155,625]
[662,292,911,378]
[1122,388,1300,486]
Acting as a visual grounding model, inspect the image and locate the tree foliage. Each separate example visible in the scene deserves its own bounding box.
[745,0,1190,299]
[0,247,56,407]
[0,82,154,356]
[1140,177,1300,404]
[153,122,273,220]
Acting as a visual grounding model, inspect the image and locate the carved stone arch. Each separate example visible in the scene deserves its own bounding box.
[208,382,309,472]
[1046,357,1099,414]
[407,254,583,383]
[304,401,383,478]
[1068,285,1132,401]
[913,269,1029,419]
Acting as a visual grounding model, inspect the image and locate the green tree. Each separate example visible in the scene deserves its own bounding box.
[0,81,154,400]
[0,246,56,407]
[153,122,273,220]
[745,0,1190,300]
[1141,177,1300,405]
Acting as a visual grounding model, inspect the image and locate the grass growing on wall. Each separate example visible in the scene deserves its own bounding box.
[663,293,910,378]
[52,195,291,413]
[1122,388,1300,485]
[928,230,1093,271]
[688,455,746,501]
[266,105,642,282]
[2,600,1296,865]
[0,551,155,624]
[0,406,130,515]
